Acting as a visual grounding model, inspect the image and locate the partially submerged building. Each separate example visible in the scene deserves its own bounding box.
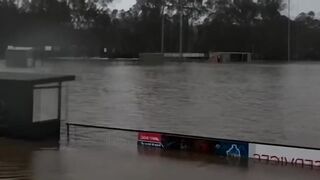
[209,52,252,63]
[139,52,252,63]
[139,52,207,64]
[5,46,35,67]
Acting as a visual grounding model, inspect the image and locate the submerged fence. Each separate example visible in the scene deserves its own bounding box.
[66,122,320,169]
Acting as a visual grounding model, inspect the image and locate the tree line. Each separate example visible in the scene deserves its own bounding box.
[0,0,320,60]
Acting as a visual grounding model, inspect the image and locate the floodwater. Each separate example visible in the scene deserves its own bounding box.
[46,60,320,148]
[1,59,320,179]
[1,137,320,180]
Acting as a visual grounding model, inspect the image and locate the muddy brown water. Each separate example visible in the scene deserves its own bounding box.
[1,60,320,179]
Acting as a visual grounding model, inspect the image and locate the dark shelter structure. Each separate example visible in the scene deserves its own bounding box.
[0,72,75,139]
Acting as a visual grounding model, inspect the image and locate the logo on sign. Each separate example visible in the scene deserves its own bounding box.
[226,144,241,158]
[215,141,249,158]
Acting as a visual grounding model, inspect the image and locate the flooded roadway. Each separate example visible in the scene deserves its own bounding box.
[1,59,320,179]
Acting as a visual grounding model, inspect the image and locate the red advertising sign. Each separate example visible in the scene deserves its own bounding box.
[138,132,162,143]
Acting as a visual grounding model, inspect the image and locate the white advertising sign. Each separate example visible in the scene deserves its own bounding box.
[249,144,320,167]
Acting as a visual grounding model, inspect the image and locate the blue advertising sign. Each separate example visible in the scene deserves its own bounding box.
[214,141,249,158]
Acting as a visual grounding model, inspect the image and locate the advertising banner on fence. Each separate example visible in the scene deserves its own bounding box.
[137,132,249,158]
[138,132,163,148]
[249,144,320,167]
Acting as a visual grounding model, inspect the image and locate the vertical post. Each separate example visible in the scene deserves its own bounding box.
[58,82,62,140]
[161,5,165,53]
[288,0,291,62]
[179,0,183,59]
[67,123,70,142]
[57,82,62,121]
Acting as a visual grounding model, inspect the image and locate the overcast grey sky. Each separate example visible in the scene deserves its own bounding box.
[109,0,320,18]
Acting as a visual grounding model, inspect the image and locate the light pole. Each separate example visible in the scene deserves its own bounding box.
[161,1,165,53]
[179,0,183,58]
[288,0,291,62]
